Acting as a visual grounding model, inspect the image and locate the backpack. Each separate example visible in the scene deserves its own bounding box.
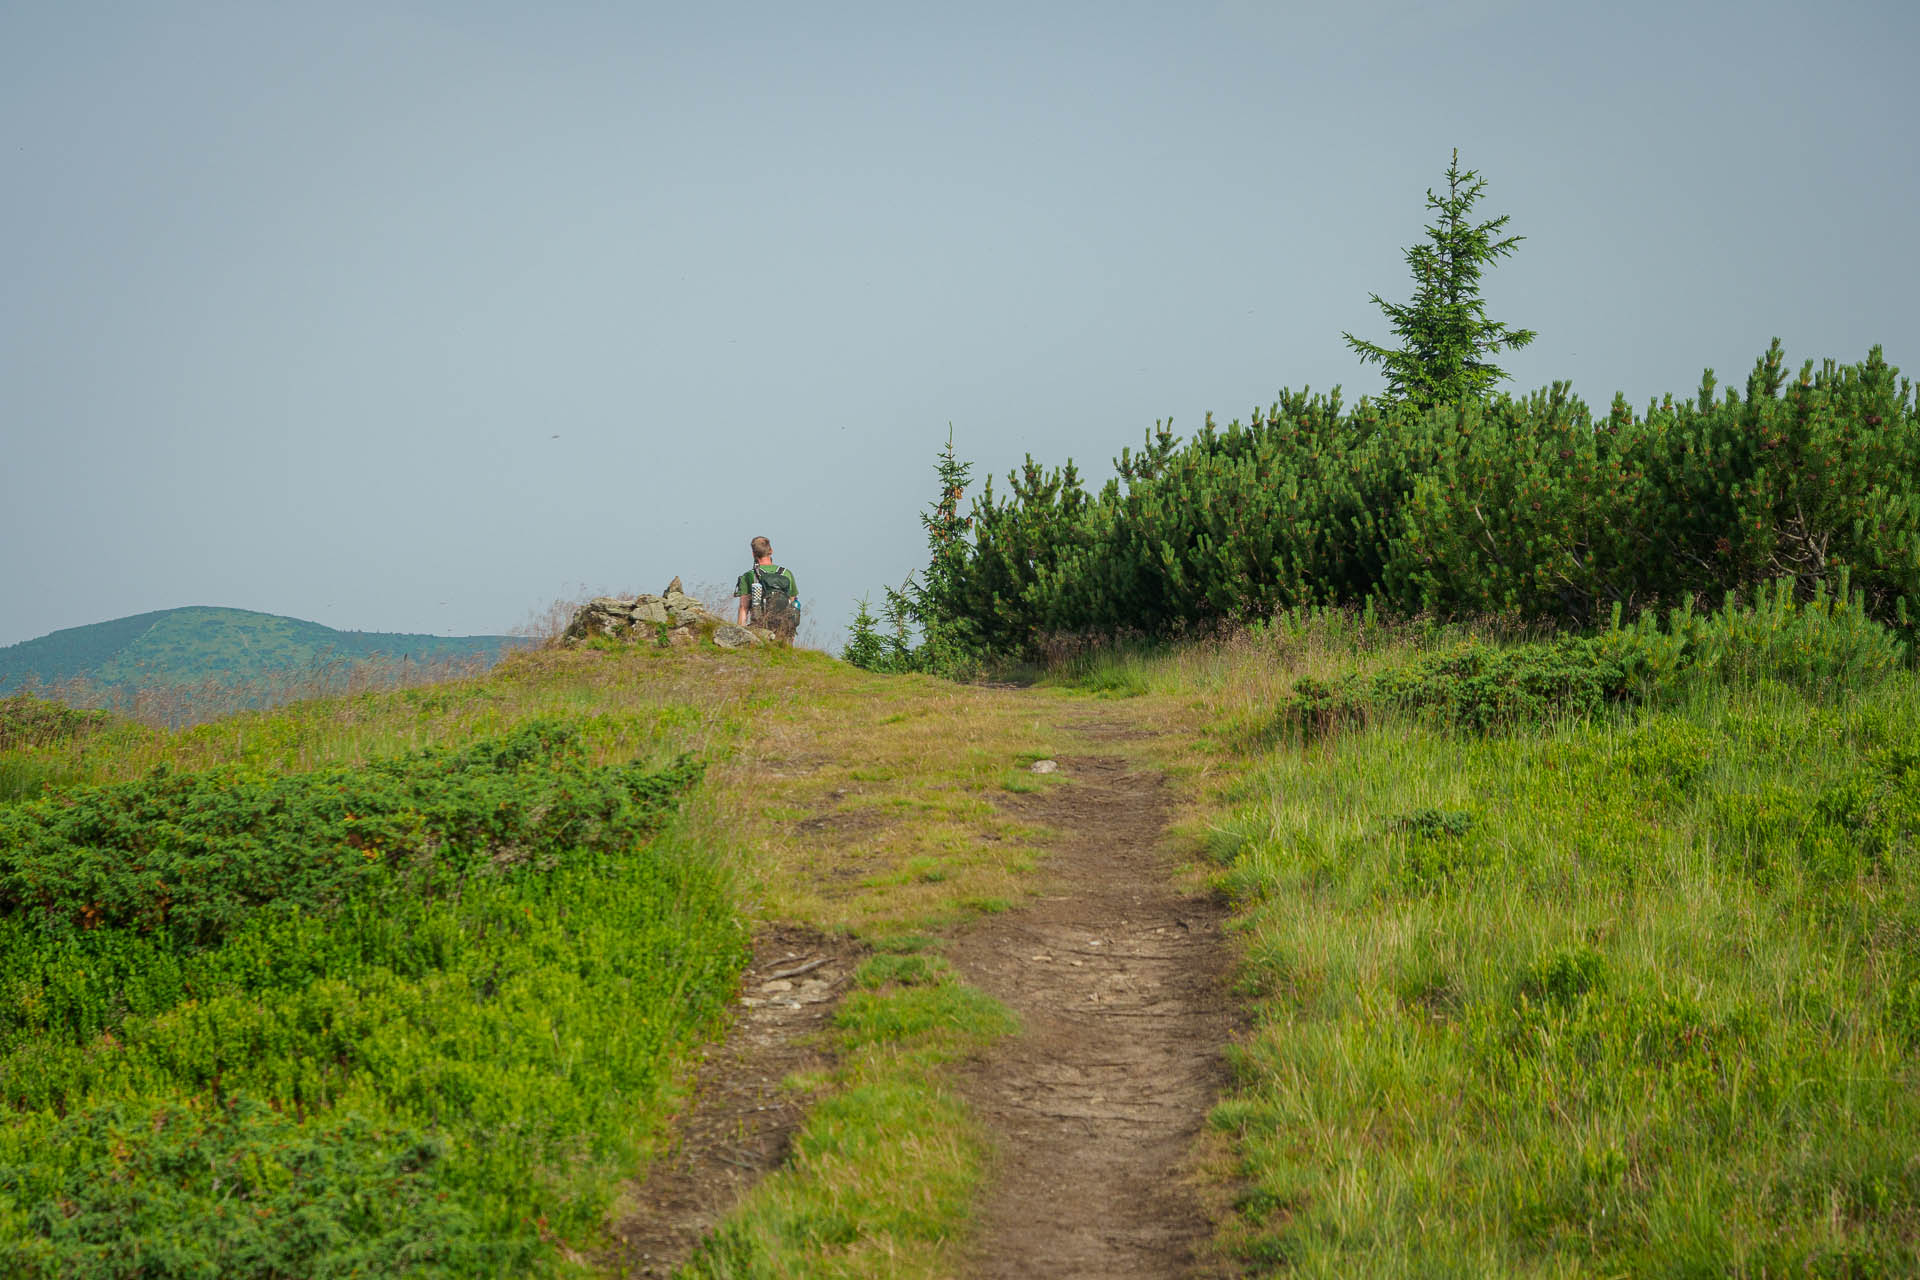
[748,565,800,638]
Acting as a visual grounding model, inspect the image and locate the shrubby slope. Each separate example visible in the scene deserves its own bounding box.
[930,342,1919,656]
[0,693,741,1277]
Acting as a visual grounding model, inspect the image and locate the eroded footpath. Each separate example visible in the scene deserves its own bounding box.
[600,926,864,1277]
[948,729,1238,1279]
[597,685,1239,1277]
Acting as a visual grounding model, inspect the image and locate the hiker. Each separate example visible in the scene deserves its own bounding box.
[736,536,801,639]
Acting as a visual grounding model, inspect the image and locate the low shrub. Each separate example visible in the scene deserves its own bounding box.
[1288,635,1633,734]
[1668,575,1910,693]
[1394,808,1475,838]
[0,1097,480,1279]
[1814,747,1920,876]
[0,723,744,1278]
[0,719,698,945]
[1287,579,1908,734]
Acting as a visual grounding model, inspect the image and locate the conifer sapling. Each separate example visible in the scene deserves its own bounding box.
[1344,149,1537,409]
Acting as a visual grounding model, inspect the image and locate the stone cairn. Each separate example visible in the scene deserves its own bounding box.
[559,577,773,649]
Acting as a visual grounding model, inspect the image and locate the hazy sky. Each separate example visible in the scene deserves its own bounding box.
[4,0,1916,650]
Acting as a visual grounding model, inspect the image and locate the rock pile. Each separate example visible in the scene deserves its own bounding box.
[560,578,773,649]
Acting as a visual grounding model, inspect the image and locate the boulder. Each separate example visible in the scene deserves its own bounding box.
[711,624,759,649]
[559,580,776,651]
[559,598,637,642]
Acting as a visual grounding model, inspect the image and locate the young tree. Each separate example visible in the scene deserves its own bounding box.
[881,426,976,670]
[1344,149,1537,409]
[840,596,888,670]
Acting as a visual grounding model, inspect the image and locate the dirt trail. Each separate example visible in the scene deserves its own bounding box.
[600,926,863,1277]
[601,712,1237,1277]
[949,730,1238,1278]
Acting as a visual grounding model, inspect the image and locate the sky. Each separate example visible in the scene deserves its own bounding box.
[3,0,1916,651]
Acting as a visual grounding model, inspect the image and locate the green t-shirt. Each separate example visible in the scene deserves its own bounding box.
[736,563,798,602]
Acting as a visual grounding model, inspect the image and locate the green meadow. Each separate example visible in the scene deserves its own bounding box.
[1054,589,1920,1276]
[0,642,1064,1278]
[4,583,1918,1276]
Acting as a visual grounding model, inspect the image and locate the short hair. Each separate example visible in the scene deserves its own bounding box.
[750,536,772,558]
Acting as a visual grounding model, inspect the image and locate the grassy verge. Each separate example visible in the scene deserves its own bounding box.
[679,948,1015,1279]
[0,643,1078,1276]
[1094,606,1920,1275]
[7,644,1072,937]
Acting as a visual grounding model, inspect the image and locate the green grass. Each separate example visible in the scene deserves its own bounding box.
[0,695,110,802]
[0,679,753,1278]
[0,641,1090,1276]
[0,757,85,805]
[1189,634,1920,1275]
[0,725,746,1278]
[995,763,1069,794]
[48,595,1912,1275]
[678,956,1016,1279]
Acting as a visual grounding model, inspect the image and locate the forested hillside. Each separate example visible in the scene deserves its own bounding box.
[0,607,523,695]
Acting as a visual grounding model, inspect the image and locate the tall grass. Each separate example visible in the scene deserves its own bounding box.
[1095,601,1920,1274]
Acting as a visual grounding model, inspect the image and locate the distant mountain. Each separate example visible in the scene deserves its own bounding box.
[0,607,527,695]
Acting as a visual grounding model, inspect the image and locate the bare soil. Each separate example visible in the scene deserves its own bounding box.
[949,740,1240,1278]
[599,924,863,1277]
[600,711,1238,1277]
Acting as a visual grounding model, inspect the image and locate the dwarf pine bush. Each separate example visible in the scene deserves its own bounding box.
[927,343,1919,657]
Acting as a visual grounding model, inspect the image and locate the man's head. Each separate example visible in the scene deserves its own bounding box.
[750,536,772,561]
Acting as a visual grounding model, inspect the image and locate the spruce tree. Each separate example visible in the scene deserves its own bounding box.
[1344,150,1537,409]
[840,596,888,670]
[882,426,976,671]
